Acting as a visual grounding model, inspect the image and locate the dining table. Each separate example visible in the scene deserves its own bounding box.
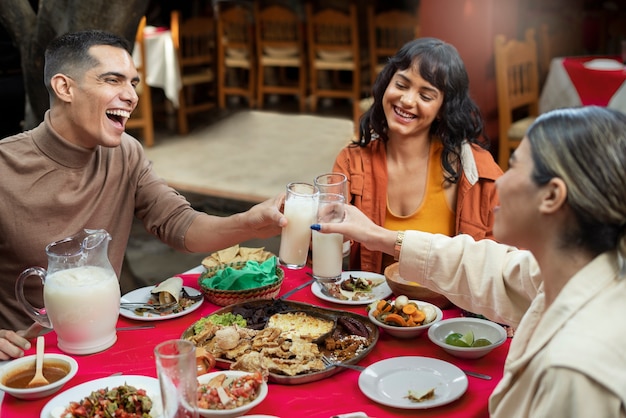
[133,26,182,108]
[539,55,626,115]
[1,266,511,418]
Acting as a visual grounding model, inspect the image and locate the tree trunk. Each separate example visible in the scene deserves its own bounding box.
[0,0,150,129]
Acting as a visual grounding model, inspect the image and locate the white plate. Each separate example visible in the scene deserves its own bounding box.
[119,285,203,321]
[358,356,468,409]
[41,375,162,418]
[583,58,624,71]
[311,271,392,305]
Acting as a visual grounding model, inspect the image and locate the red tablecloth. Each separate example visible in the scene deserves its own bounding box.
[562,55,625,106]
[1,268,510,418]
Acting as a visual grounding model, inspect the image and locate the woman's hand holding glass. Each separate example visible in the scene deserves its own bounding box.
[312,205,397,258]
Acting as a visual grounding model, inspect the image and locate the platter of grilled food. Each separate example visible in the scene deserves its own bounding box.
[182,299,378,385]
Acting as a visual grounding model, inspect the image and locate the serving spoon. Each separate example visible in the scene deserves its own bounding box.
[27,336,50,388]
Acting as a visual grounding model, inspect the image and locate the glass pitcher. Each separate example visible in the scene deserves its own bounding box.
[15,229,120,355]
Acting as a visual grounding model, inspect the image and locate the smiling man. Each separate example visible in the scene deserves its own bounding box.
[0,30,286,352]
[43,33,140,149]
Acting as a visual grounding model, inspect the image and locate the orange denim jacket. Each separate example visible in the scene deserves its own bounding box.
[332,139,503,274]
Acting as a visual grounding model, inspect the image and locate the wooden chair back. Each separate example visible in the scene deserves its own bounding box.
[216,3,256,108]
[254,3,307,112]
[171,10,217,135]
[126,16,154,147]
[305,2,362,121]
[367,5,419,85]
[494,28,539,169]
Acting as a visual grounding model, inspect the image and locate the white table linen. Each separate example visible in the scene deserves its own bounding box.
[539,57,626,115]
[133,27,182,108]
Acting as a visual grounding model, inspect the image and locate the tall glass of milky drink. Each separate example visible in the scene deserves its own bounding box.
[279,182,319,269]
[15,229,121,355]
[312,193,345,282]
[314,173,350,258]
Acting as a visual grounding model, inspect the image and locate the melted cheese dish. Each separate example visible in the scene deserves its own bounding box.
[267,312,334,341]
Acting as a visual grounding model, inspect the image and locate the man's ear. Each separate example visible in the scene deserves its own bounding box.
[49,74,73,103]
[539,177,567,215]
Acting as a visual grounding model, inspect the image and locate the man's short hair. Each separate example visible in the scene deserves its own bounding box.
[44,30,131,94]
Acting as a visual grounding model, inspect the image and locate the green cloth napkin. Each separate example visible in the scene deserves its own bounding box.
[201,257,279,290]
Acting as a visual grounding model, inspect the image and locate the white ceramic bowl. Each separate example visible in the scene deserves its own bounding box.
[368,299,443,339]
[197,370,268,418]
[0,353,78,400]
[428,317,507,359]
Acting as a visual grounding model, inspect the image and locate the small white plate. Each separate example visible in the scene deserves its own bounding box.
[583,58,624,71]
[358,356,468,409]
[311,271,392,305]
[41,375,162,418]
[119,285,203,321]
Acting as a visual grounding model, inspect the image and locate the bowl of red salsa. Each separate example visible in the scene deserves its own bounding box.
[197,370,268,417]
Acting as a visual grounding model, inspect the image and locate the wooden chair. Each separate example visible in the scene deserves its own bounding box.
[126,16,154,147]
[494,28,540,170]
[216,3,256,109]
[367,4,420,86]
[254,3,307,112]
[170,10,217,135]
[306,2,363,122]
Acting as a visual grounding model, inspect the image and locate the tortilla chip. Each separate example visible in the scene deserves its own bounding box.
[201,246,274,271]
[216,245,240,263]
[239,247,264,260]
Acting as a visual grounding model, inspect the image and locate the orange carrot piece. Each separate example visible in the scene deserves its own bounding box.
[402,304,417,315]
[383,313,407,327]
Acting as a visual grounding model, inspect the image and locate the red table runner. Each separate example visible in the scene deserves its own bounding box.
[1,267,510,418]
[562,55,625,106]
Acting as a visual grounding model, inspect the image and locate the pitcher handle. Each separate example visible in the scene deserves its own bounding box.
[15,267,52,329]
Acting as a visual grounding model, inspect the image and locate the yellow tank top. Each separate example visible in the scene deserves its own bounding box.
[382,141,455,268]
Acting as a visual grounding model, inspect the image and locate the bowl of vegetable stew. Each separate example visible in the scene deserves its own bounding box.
[367,296,442,339]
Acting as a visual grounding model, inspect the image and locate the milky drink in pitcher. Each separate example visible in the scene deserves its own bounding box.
[16,229,121,355]
[44,265,120,354]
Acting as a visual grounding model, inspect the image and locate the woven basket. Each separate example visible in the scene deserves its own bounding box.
[199,262,284,307]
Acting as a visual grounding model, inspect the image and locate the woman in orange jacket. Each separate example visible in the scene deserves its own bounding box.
[333,37,503,274]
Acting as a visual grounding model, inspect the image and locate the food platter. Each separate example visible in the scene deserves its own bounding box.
[41,375,162,418]
[119,285,203,321]
[358,357,468,409]
[181,299,379,385]
[311,271,392,305]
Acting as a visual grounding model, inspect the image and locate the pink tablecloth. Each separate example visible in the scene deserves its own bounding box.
[562,55,625,106]
[1,268,510,418]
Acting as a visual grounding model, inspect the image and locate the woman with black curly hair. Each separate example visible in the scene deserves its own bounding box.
[333,37,502,274]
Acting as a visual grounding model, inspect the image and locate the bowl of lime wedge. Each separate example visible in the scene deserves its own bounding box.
[428,317,507,359]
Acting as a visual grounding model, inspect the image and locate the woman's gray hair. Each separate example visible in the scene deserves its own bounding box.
[525,106,626,260]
